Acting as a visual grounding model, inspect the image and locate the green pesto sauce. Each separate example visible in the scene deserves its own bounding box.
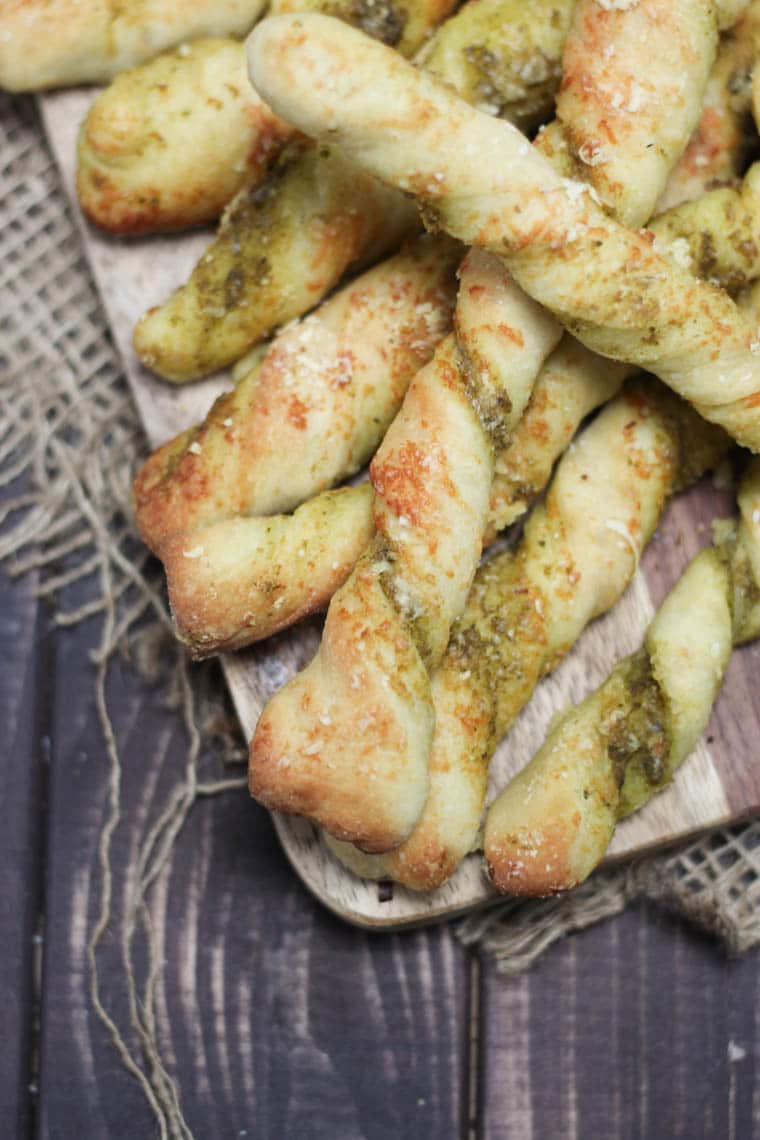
[600,648,669,792]
[328,0,408,46]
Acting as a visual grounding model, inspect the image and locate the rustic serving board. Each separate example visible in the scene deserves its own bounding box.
[39,87,760,929]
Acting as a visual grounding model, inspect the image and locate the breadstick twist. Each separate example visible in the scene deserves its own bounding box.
[133,139,418,382]
[76,39,293,235]
[332,265,760,888]
[133,233,459,549]
[163,485,375,654]
[0,0,268,91]
[250,0,727,854]
[485,459,760,895]
[134,235,459,654]
[248,11,760,450]
[134,0,578,379]
[655,1,760,212]
[250,272,560,851]
[328,381,729,887]
[153,161,760,659]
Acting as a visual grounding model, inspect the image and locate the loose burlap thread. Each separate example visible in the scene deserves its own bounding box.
[2,91,760,1135]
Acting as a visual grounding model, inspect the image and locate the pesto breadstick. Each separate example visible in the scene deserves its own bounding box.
[133,0,576,378]
[328,381,730,888]
[249,265,560,853]
[419,0,575,132]
[163,485,375,654]
[133,233,458,549]
[0,0,267,91]
[159,346,624,658]
[133,139,418,382]
[654,2,760,213]
[76,0,459,235]
[132,234,459,654]
[330,279,760,889]
[327,17,756,883]
[248,0,721,854]
[154,174,760,661]
[76,39,292,235]
[485,459,760,896]
[248,12,760,450]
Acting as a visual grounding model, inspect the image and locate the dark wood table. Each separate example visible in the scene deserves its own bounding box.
[2,486,760,1140]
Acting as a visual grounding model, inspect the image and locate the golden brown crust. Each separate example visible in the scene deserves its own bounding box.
[485,458,760,896]
[132,140,418,381]
[249,260,560,851]
[133,232,458,542]
[76,40,292,235]
[655,5,760,212]
[163,485,374,655]
[249,551,435,852]
[551,0,716,226]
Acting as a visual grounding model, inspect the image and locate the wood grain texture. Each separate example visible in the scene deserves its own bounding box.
[479,903,760,1140]
[0,480,52,1135]
[37,87,760,929]
[34,578,471,1138]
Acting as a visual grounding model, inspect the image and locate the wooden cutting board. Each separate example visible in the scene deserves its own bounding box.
[39,87,760,929]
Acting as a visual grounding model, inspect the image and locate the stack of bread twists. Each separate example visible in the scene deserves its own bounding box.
[8,0,760,896]
[244,0,760,872]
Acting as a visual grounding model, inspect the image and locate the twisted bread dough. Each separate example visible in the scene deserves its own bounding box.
[134,233,458,549]
[331,281,760,888]
[163,485,375,654]
[134,0,577,378]
[485,459,760,895]
[328,1,753,881]
[0,0,267,91]
[248,11,760,450]
[249,0,726,854]
[655,1,760,212]
[249,243,561,851]
[419,0,575,132]
[149,161,760,659]
[545,0,716,227]
[134,235,459,653]
[76,39,292,235]
[328,381,729,887]
[161,344,626,658]
[77,0,459,235]
[133,139,418,381]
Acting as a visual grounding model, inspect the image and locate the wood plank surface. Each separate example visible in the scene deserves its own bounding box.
[34,581,471,1138]
[0,530,50,1137]
[479,904,760,1140]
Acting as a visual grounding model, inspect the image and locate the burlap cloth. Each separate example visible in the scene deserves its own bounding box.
[3,90,760,1133]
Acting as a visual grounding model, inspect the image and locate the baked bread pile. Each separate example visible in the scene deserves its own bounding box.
[7,0,760,897]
